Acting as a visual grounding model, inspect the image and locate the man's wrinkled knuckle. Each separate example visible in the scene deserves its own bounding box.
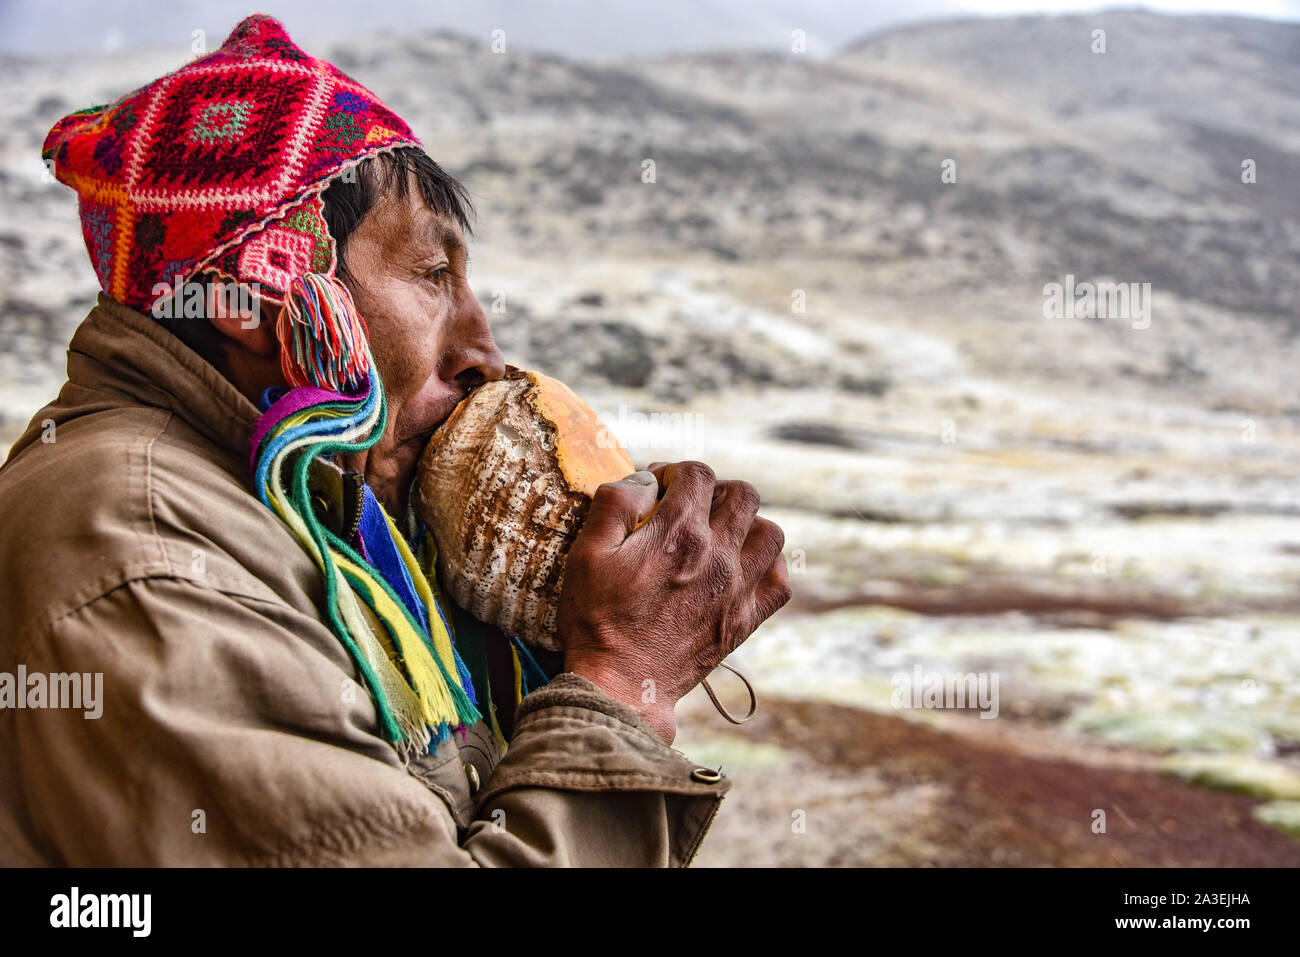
[593,479,628,501]
[592,480,639,516]
[680,460,716,487]
[673,523,709,560]
[758,581,792,619]
[729,480,761,514]
[750,515,784,553]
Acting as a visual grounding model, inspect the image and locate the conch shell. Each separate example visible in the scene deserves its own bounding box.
[415,367,635,650]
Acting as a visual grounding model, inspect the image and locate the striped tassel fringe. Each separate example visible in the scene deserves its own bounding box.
[277,273,372,392]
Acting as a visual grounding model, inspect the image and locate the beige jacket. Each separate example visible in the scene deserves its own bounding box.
[0,294,728,866]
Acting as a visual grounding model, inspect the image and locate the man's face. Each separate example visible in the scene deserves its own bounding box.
[337,170,505,516]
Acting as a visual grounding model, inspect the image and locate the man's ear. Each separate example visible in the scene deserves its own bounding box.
[207,284,282,360]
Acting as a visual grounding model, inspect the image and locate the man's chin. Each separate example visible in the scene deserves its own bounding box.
[371,392,464,515]
[383,434,432,517]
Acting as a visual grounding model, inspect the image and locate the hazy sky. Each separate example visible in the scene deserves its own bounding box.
[2,0,1298,57]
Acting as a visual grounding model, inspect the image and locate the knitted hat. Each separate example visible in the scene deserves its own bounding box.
[41,13,420,315]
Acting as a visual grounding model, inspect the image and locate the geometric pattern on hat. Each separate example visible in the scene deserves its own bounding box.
[41,13,421,312]
[208,194,337,304]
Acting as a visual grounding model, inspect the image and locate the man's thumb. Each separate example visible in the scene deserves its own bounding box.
[581,471,660,549]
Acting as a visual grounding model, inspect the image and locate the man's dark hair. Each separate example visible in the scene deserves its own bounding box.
[155,146,473,369]
[321,146,474,285]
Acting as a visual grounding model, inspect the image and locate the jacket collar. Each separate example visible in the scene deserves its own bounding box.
[63,293,262,458]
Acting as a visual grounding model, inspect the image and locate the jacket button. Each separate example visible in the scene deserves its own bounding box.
[463,762,481,794]
[690,767,722,784]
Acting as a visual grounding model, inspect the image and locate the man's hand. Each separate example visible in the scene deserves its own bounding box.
[556,461,791,745]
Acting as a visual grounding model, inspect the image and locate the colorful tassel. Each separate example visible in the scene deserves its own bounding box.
[277,273,372,393]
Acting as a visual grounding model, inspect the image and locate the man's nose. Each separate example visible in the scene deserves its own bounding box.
[445,289,506,390]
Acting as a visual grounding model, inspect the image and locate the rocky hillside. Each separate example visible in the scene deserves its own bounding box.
[3,11,1299,424]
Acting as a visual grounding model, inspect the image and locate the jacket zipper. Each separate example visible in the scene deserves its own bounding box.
[342,470,366,543]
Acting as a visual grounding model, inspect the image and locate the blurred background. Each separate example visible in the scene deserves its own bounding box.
[2,1,1299,865]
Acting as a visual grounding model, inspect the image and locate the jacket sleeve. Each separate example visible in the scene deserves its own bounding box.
[6,577,727,866]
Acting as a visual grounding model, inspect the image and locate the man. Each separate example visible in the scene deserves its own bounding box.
[0,15,789,865]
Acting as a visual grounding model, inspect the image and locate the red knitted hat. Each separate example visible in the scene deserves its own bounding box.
[41,13,421,313]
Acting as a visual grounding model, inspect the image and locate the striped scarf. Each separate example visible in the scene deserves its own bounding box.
[248,274,544,759]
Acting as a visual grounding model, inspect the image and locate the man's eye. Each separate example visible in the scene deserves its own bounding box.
[424,266,449,283]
